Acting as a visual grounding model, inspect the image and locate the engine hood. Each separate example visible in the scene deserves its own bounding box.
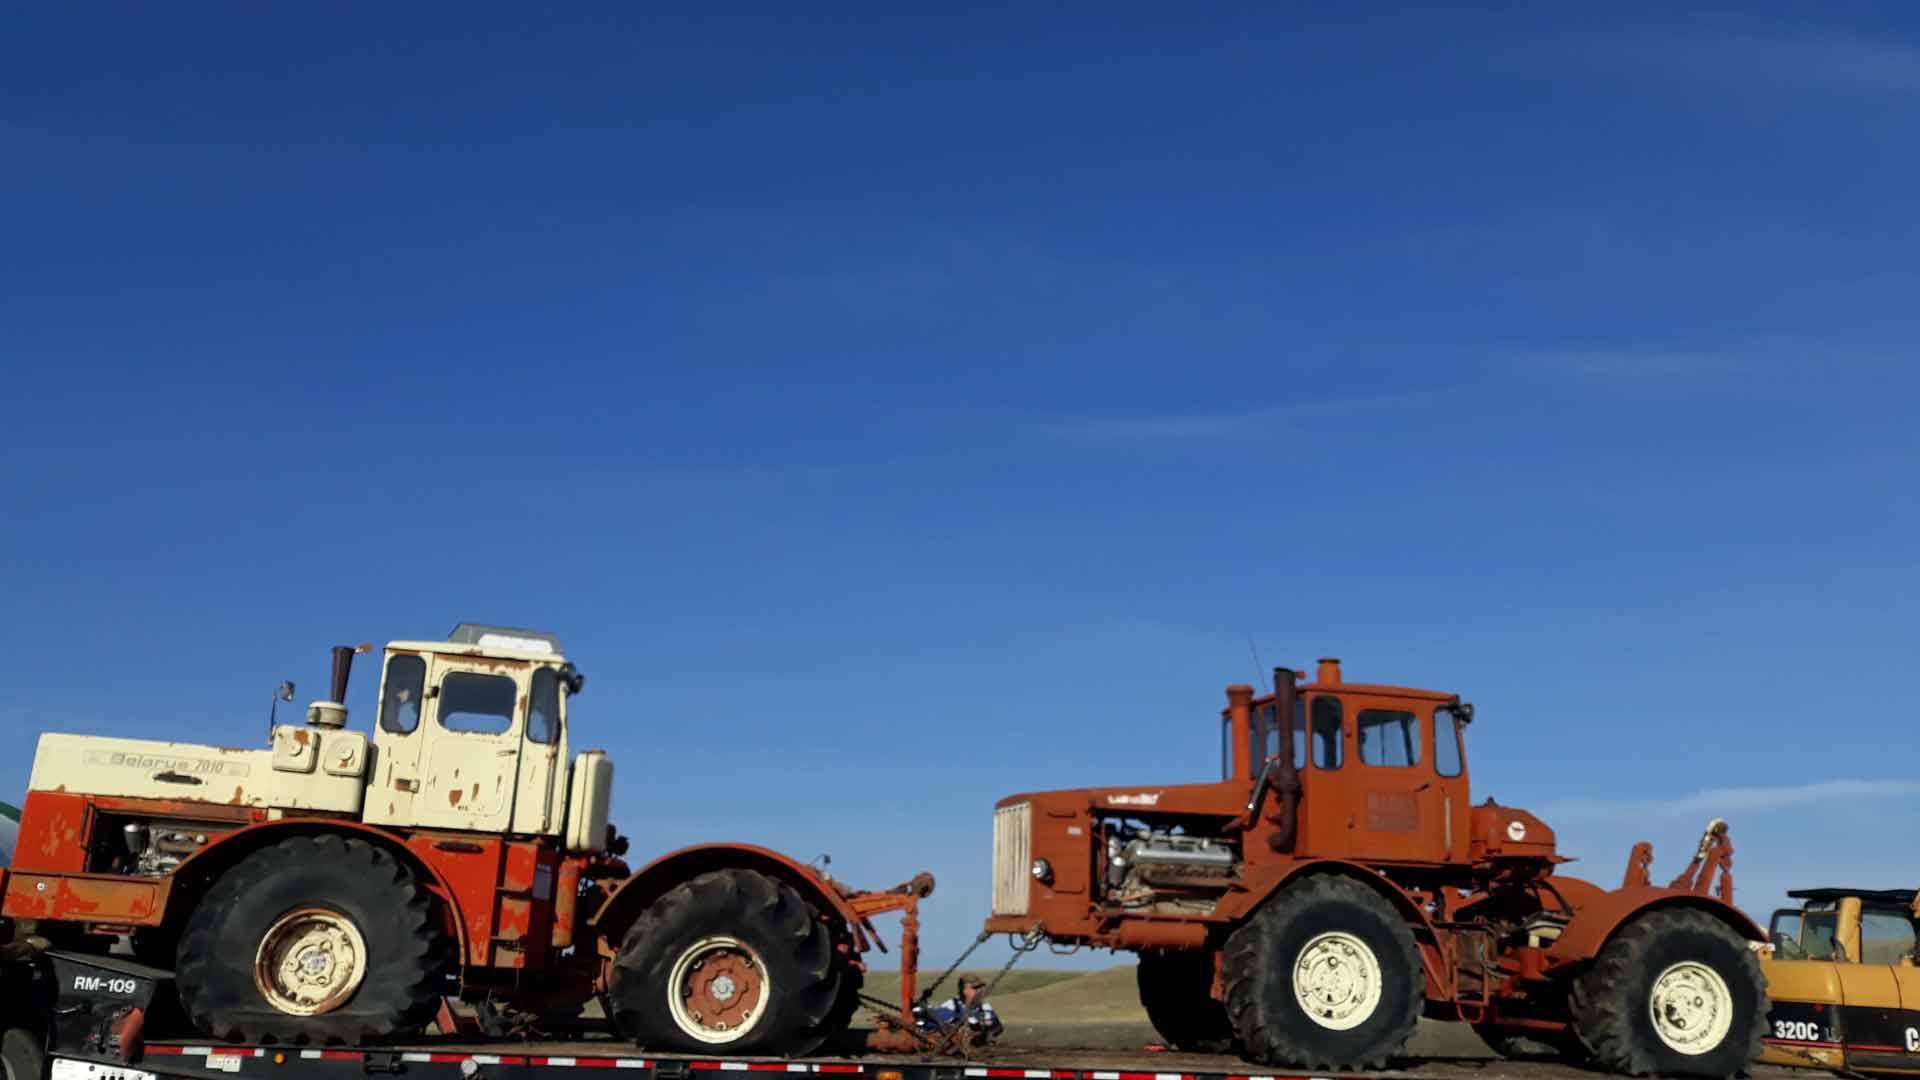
[996,781,1243,819]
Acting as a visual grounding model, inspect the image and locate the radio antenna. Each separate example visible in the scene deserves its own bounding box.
[1247,637,1265,685]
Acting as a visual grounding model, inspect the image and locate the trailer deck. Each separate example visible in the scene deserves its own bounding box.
[53,1041,1819,1080]
[13,948,1827,1080]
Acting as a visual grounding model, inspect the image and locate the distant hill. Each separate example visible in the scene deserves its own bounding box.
[853,965,1494,1057]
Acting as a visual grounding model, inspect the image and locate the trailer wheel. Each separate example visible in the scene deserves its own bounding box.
[609,869,842,1054]
[1570,908,1766,1078]
[2,1029,44,1080]
[1137,950,1236,1053]
[1222,875,1422,1070]
[175,835,447,1044]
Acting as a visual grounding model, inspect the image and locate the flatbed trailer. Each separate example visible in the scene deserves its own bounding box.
[52,1040,1825,1080]
[8,950,1824,1080]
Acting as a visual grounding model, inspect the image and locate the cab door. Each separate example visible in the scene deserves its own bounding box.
[412,656,524,832]
[1848,907,1920,1072]
[1431,703,1471,864]
[1344,695,1446,862]
[509,666,569,836]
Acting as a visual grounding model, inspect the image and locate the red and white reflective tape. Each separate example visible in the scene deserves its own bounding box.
[140,1050,1332,1080]
[144,1049,885,1075]
[659,1062,852,1073]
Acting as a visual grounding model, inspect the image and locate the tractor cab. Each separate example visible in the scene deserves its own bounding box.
[1221,658,1482,865]
[361,624,609,851]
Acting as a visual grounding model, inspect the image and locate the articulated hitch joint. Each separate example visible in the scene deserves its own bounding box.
[1625,817,1735,904]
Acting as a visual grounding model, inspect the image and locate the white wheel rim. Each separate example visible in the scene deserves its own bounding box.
[253,907,368,1016]
[1293,931,1383,1031]
[666,935,770,1044]
[1648,961,1734,1055]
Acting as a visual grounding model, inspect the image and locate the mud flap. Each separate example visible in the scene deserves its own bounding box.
[44,953,172,1066]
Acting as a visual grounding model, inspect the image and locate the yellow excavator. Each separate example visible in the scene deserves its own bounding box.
[1759,886,1920,1076]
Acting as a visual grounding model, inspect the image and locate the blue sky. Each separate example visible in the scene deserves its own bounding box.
[4,4,1919,966]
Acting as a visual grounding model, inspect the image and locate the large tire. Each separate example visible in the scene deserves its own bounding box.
[1137,950,1235,1053]
[609,869,842,1055]
[796,962,864,1057]
[2,1029,43,1080]
[1222,876,1422,1070]
[1570,908,1767,1078]
[175,835,446,1044]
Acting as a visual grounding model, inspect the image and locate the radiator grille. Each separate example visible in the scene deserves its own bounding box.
[991,802,1032,916]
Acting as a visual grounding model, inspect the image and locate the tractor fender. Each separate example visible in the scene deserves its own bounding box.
[1220,858,1450,998]
[165,819,471,963]
[1545,886,1765,967]
[587,843,864,947]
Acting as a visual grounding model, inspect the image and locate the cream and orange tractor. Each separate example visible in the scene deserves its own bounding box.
[983,659,1770,1077]
[1,625,924,1052]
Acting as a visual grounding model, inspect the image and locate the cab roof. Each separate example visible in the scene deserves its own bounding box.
[387,623,568,663]
[1787,887,1919,906]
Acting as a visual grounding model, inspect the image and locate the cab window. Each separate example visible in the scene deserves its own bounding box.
[379,655,426,734]
[1309,696,1342,769]
[1860,908,1917,963]
[1770,910,1806,958]
[1357,709,1420,767]
[1435,707,1465,777]
[1798,905,1841,960]
[1259,699,1309,768]
[528,668,560,745]
[439,671,518,734]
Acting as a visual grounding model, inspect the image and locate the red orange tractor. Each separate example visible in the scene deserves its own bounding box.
[0,626,926,1053]
[983,660,1768,1077]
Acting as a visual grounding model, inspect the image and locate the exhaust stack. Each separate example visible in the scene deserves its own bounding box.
[1268,667,1302,853]
[308,643,370,728]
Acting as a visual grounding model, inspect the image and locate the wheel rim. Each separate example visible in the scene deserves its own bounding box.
[1647,961,1734,1055]
[253,907,368,1016]
[1292,930,1383,1031]
[666,936,769,1044]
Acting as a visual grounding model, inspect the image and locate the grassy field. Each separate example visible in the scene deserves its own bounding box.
[855,967,1494,1057]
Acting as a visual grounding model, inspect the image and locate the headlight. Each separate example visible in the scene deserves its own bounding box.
[1030,858,1053,884]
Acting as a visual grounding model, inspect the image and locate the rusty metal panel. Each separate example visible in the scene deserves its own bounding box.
[3,871,166,924]
[502,841,539,894]
[551,856,584,949]
[407,833,506,967]
[12,790,91,873]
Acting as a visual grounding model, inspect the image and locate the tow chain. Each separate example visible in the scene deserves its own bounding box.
[915,930,992,1009]
[855,929,1043,1057]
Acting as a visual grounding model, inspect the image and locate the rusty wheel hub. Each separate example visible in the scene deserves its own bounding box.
[667,936,769,1044]
[253,907,367,1016]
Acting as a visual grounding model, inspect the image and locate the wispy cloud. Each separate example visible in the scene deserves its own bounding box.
[1621,30,1920,96]
[1516,348,1739,379]
[1541,778,1920,823]
[1031,389,1441,443]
